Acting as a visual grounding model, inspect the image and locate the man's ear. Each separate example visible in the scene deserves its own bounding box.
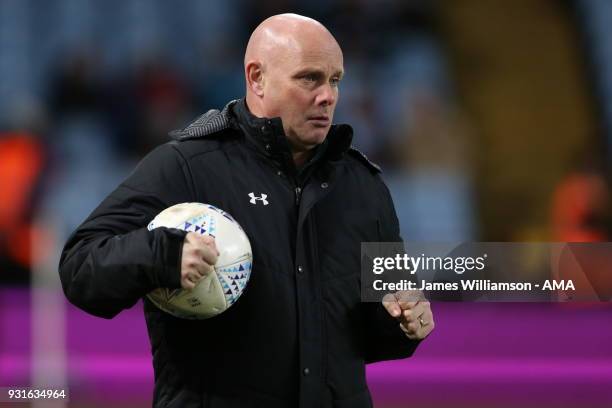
[246,61,265,97]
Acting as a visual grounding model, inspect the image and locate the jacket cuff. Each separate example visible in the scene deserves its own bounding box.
[156,227,187,289]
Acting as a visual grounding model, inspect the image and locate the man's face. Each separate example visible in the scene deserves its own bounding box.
[262,42,344,152]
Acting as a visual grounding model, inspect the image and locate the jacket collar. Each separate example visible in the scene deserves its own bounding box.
[231,98,353,164]
[232,98,295,167]
[169,98,355,170]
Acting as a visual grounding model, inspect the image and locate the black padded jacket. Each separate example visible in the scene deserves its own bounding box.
[59,99,420,408]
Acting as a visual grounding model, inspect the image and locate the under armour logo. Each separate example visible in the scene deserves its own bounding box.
[248,192,269,205]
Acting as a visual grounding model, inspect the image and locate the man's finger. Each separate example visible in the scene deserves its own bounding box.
[198,234,221,256]
[418,304,434,329]
[395,290,423,310]
[382,293,401,317]
[194,261,214,277]
[199,244,219,266]
[400,320,419,334]
[182,277,196,290]
[401,302,426,324]
[401,302,435,340]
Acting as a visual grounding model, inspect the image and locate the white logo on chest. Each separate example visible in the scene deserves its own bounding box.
[248,192,269,206]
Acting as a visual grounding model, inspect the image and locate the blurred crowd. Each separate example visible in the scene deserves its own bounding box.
[1,0,611,285]
[0,0,472,285]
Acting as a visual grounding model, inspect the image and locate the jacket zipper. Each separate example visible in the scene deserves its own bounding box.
[294,186,302,206]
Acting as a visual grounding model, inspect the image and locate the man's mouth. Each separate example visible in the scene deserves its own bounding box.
[308,116,330,125]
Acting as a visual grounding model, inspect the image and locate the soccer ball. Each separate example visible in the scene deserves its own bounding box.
[147,202,252,319]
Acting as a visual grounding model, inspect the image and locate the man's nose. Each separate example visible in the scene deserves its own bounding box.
[315,83,336,107]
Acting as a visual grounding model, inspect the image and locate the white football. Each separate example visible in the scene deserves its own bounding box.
[147,202,252,319]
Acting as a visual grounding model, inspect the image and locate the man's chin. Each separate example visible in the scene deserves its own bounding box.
[307,126,331,144]
[288,127,330,151]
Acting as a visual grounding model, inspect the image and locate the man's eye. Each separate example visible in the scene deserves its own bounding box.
[303,75,317,83]
[330,78,340,87]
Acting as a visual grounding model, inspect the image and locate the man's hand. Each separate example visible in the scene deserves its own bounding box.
[382,291,434,340]
[180,232,219,290]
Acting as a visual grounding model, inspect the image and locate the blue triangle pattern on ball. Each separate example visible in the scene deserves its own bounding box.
[218,260,251,283]
[218,276,230,290]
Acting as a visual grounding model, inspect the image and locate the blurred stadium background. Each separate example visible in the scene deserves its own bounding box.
[1,0,612,407]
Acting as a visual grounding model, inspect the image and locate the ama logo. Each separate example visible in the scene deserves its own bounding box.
[542,280,575,290]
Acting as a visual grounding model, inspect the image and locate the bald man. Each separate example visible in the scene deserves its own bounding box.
[60,14,433,408]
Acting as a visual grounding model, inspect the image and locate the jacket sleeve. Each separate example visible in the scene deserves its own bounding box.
[363,177,421,363]
[58,143,194,319]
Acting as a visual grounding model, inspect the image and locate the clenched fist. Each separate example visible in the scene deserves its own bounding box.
[382,290,434,340]
[181,232,219,290]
